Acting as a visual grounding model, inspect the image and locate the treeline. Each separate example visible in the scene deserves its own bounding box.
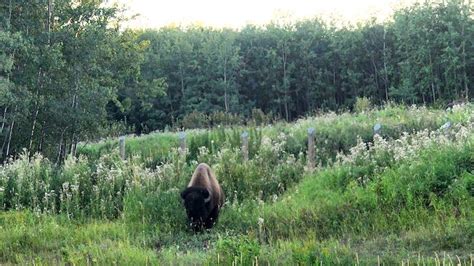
[0,0,146,161]
[0,0,473,161]
[111,0,473,132]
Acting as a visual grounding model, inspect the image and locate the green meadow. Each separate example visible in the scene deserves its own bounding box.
[1,104,473,265]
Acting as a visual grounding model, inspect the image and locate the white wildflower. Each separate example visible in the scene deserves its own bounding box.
[272,194,278,203]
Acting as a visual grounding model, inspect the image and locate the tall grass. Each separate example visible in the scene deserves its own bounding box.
[0,103,473,264]
[77,103,473,167]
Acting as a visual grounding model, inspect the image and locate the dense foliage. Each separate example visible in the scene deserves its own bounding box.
[1,0,473,162]
[0,104,472,264]
[113,0,473,131]
[0,0,150,162]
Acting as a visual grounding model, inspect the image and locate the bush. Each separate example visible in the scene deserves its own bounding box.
[251,108,272,126]
[354,96,372,113]
[209,111,243,127]
[181,111,209,129]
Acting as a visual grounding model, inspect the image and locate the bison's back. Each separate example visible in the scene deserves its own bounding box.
[188,163,224,207]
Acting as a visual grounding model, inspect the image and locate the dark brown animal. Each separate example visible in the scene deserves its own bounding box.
[180,163,225,231]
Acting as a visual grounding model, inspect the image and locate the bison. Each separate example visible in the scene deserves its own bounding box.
[181,163,225,231]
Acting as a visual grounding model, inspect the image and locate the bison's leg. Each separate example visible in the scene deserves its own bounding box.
[205,207,220,229]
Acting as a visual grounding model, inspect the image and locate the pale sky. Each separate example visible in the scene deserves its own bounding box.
[113,0,417,29]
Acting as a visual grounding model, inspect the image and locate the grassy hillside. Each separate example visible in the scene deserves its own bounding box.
[77,104,472,167]
[1,104,473,264]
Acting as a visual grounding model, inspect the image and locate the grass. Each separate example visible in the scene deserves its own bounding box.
[77,103,474,167]
[0,211,158,265]
[1,103,473,264]
[77,132,179,167]
[1,211,471,265]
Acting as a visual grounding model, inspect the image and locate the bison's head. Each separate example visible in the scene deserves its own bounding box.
[181,187,212,230]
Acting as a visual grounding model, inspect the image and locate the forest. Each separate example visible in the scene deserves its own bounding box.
[0,0,473,162]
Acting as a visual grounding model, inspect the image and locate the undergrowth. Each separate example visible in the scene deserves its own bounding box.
[0,104,473,264]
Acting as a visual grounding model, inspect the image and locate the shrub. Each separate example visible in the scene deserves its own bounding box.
[209,111,243,127]
[354,96,372,113]
[181,111,209,129]
[251,108,272,126]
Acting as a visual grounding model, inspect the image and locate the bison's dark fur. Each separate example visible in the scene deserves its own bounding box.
[181,163,225,231]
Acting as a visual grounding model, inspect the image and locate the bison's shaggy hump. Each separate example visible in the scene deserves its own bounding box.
[181,163,225,231]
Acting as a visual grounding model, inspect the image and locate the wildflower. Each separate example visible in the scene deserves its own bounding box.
[198,146,209,156]
[272,194,278,203]
[70,184,79,193]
